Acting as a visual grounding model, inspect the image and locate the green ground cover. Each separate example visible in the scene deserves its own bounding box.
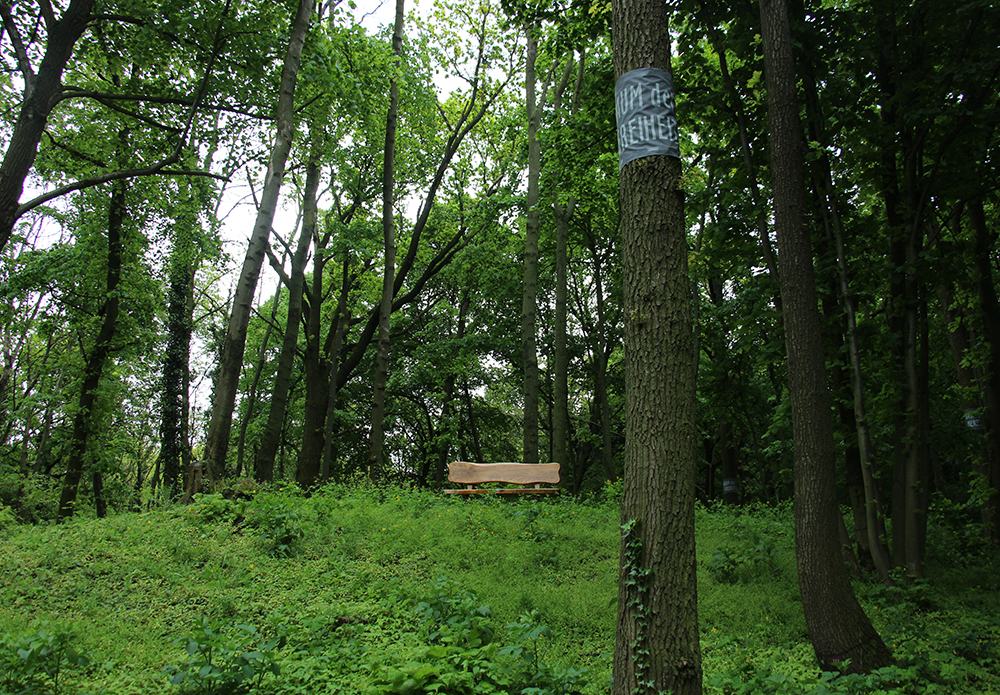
[1,483,997,694]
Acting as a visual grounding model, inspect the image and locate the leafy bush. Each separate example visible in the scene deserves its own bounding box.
[708,533,782,585]
[0,624,91,695]
[0,503,16,532]
[244,490,307,557]
[415,578,495,648]
[499,611,587,695]
[365,581,588,695]
[163,616,286,695]
[180,493,245,524]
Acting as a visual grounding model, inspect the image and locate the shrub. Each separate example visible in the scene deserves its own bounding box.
[244,491,307,558]
[0,624,91,695]
[163,616,286,695]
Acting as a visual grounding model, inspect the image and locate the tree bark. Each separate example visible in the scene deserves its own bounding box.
[322,258,353,482]
[256,158,319,482]
[802,61,892,579]
[0,0,95,254]
[759,0,894,671]
[235,277,282,480]
[369,0,405,482]
[521,26,542,464]
[553,196,575,474]
[970,198,1000,543]
[58,181,126,519]
[201,0,314,481]
[611,0,702,692]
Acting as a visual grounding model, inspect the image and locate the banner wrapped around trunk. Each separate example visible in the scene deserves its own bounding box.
[615,67,679,170]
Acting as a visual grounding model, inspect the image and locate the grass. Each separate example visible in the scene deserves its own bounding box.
[1,482,998,694]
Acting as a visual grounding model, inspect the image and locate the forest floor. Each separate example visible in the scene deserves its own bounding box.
[1,482,998,694]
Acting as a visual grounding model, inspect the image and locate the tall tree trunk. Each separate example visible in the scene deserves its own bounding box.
[710,32,781,307]
[521,26,542,464]
[550,54,579,477]
[297,239,332,487]
[583,226,617,482]
[0,0,95,253]
[322,258,352,482]
[553,197,575,473]
[611,0,701,692]
[256,158,319,482]
[202,0,313,481]
[236,276,283,479]
[759,0,893,671]
[157,174,204,498]
[157,253,197,497]
[894,214,925,573]
[970,198,1000,543]
[802,60,891,578]
[369,0,404,482]
[941,283,994,533]
[434,291,470,485]
[58,180,126,519]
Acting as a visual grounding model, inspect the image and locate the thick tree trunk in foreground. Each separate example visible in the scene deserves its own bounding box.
[201,0,313,481]
[611,0,701,692]
[759,0,893,671]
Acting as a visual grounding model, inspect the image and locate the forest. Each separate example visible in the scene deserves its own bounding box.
[1,0,1000,691]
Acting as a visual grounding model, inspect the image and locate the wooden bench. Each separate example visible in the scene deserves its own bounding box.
[443,461,560,495]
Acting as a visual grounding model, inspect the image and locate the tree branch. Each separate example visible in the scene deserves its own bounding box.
[14,160,228,216]
[56,87,275,119]
[0,0,36,91]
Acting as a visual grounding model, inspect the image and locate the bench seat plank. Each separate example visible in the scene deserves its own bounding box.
[444,461,560,494]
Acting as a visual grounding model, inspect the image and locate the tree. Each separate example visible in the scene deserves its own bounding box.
[201,0,315,481]
[0,0,95,253]
[610,0,701,692]
[521,24,542,464]
[369,0,406,481]
[56,179,127,519]
[758,0,893,672]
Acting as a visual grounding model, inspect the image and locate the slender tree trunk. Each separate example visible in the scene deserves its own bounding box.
[719,422,740,506]
[256,159,318,482]
[711,33,781,305]
[521,26,542,464]
[236,277,282,479]
[894,216,925,572]
[369,0,404,482]
[434,291,470,485]
[824,153,895,583]
[322,258,352,482]
[941,283,994,533]
[202,0,314,481]
[611,0,701,692]
[970,198,1000,543]
[584,228,617,482]
[157,174,204,498]
[462,383,484,464]
[802,61,891,578]
[553,197,575,472]
[297,241,332,487]
[759,0,893,671]
[58,181,126,519]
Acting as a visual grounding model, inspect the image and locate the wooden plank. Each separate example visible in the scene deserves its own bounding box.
[446,461,560,485]
[443,489,560,495]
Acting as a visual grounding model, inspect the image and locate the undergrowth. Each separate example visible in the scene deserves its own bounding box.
[0,483,997,694]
